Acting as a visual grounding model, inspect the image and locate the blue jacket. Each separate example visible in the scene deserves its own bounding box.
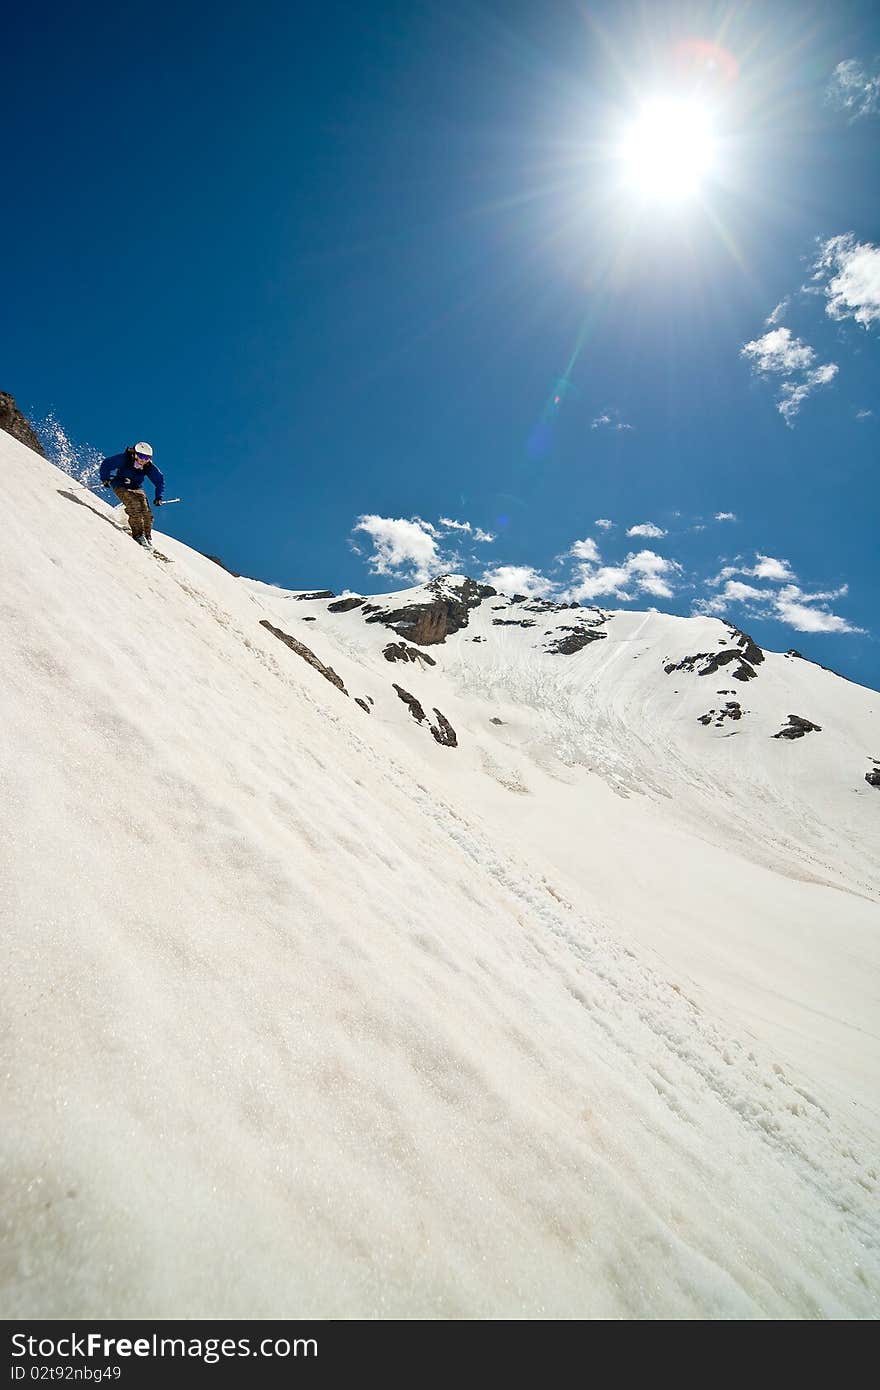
[100,451,165,501]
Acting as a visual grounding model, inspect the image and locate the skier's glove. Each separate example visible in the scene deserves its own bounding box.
[155,499,164,506]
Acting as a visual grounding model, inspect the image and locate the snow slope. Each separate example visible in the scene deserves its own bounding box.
[2,430,879,1319]
[247,578,880,1118]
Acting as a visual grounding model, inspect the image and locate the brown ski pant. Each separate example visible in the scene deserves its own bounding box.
[113,487,153,540]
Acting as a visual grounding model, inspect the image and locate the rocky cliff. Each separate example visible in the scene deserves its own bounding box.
[0,393,46,457]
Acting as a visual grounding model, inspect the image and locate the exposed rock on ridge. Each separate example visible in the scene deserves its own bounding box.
[259,620,349,697]
[773,714,822,740]
[364,576,497,646]
[0,393,46,457]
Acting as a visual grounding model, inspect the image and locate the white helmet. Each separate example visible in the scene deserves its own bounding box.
[132,441,153,458]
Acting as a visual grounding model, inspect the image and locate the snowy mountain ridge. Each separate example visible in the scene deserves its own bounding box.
[2,428,879,1319]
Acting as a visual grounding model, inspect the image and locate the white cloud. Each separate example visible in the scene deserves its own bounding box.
[741,325,837,426]
[740,327,815,374]
[591,413,611,429]
[351,512,498,582]
[481,564,556,598]
[594,518,614,530]
[352,515,443,584]
[709,554,796,587]
[626,522,667,538]
[777,362,839,425]
[692,595,728,617]
[752,554,797,582]
[438,518,495,542]
[569,537,602,563]
[722,580,768,602]
[765,298,790,326]
[566,564,633,602]
[714,512,737,522]
[856,409,874,420]
[565,549,681,603]
[777,582,849,605]
[814,233,880,328]
[774,590,863,634]
[708,564,741,587]
[826,59,880,121]
[699,565,862,634]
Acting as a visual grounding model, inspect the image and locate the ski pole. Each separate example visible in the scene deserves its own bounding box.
[84,485,182,504]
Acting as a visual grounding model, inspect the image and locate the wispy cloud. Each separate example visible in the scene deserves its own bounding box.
[473,528,496,543]
[714,511,737,522]
[569,537,602,563]
[481,564,556,598]
[351,515,445,583]
[752,553,797,582]
[740,327,837,425]
[626,522,667,539]
[594,518,614,530]
[698,555,862,633]
[814,233,880,328]
[439,517,472,533]
[709,554,795,586]
[778,363,839,424]
[826,59,880,121]
[765,298,790,326]
[565,549,682,602]
[856,409,874,420]
[741,327,816,373]
[774,584,862,633]
[591,410,633,431]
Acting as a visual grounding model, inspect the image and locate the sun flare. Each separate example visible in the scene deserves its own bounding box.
[618,98,716,200]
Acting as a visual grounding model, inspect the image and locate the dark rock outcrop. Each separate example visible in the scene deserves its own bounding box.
[392,684,426,723]
[354,698,371,714]
[383,642,437,667]
[296,590,335,601]
[492,618,536,628]
[364,577,496,646]
[728,626,764,667]
[391,684,457,747]
[665,649,758,682]
[430,710,457,747]
[773,714,822,740]
[547,625,607,656]
[0,393,46,457]
[327,596,364,613]
[697,701,743,728]
[259,620,348,695]
[866,767,880,788]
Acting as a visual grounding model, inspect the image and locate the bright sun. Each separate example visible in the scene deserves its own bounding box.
[618,98,716,200]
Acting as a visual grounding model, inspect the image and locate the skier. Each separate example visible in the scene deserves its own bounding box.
[99,442,165,548]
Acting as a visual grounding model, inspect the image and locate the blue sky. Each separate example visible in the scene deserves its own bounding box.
[3,1,878,686]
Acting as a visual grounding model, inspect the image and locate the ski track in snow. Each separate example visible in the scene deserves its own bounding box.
[2,434,879,1318]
